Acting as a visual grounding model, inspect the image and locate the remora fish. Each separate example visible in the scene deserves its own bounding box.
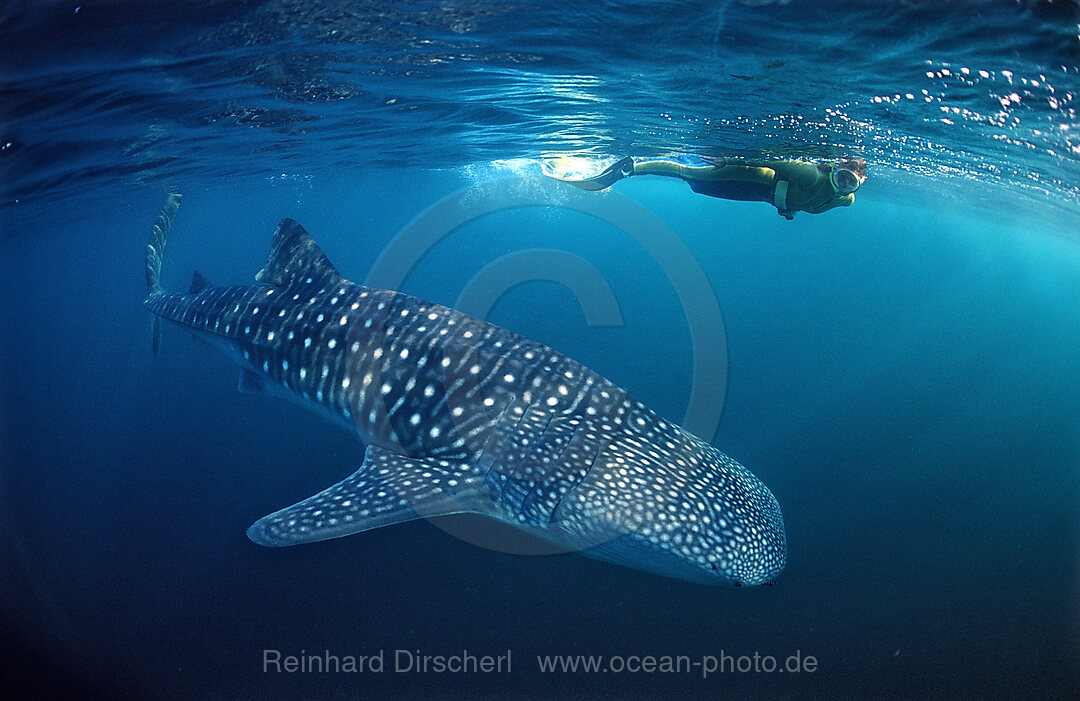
[144,195,786,586]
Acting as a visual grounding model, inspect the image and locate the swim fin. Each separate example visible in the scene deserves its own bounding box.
[546,156,635,191]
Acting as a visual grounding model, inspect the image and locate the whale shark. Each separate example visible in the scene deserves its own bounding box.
[144,195,786,586]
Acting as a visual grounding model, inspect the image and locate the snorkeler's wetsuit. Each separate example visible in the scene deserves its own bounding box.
[632,156,854,219]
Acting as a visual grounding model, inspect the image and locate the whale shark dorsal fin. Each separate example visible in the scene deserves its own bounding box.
[189,270,213,294]
[255,218,341,287]
[246,446,487,547]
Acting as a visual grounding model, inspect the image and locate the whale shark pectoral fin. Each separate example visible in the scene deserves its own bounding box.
[246,446,486,547]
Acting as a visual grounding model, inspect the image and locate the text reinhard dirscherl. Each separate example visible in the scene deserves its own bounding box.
[262,649,819,678]
[263,649,511,674]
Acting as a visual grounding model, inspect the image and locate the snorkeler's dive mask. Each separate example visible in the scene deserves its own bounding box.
[830,164,862,195]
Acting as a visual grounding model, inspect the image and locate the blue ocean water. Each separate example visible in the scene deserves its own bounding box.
[1,1,1079,699]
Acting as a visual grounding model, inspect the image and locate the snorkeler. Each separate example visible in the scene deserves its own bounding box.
[546,155,866,219]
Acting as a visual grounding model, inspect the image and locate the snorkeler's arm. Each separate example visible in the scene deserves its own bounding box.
[765,160,852,216]
[804,193,855,213]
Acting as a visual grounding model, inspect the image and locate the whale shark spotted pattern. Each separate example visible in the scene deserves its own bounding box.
[144,197,786,586]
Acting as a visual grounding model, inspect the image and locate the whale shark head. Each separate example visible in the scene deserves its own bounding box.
[560,430,787,587]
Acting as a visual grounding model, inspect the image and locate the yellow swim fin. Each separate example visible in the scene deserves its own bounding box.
[543,156,635,191]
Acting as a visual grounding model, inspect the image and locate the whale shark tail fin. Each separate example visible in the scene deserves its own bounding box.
[145,192,182,296]
[145,193,182,354]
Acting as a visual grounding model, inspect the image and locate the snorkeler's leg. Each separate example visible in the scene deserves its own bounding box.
[632,157,719,181]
